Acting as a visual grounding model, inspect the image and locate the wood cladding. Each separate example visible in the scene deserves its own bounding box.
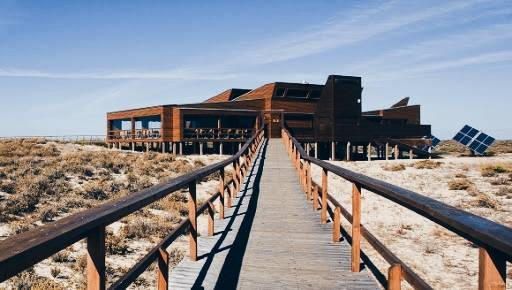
[106,74,431,143]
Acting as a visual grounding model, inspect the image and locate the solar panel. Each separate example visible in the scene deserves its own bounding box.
[461,125,472,134]
[453,125,495,155]
[431,137,440,147]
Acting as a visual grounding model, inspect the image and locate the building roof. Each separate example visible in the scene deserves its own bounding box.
[203,88,251,103]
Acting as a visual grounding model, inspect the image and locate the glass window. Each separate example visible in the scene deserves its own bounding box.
[285,89,308,98]
[275,88,286,97]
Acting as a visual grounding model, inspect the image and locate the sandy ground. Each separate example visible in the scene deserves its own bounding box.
[310,155,512,290]
[0,140,229,290]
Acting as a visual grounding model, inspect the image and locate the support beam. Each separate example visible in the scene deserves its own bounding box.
[219,142,223,155]
[188,181,197,261]
[87,227,106,290]
[352,183,362,272]
[367,142,372,161]
[394,145,399,160]
[331,141,335,161]
[346,142,351,161]
[162,142,166,153]
[199,143,203,155]
[385,143,389,161]
[179,142,183,155]
[314,142,318,159]
[478,247,506,290]
[409,149,413,160]
[306,143,310,156]
[131,142,135,152]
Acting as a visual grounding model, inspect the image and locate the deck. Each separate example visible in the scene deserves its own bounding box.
[169,139,379,289]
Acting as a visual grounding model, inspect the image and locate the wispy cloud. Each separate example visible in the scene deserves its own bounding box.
[0,67,239,80]
[233,0,487,65]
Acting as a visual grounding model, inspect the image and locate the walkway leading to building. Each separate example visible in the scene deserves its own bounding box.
[170,139,379,289]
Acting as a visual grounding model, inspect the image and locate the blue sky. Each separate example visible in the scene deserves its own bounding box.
[0,0,511,139]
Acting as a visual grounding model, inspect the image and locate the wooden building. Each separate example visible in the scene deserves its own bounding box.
[107,75,431,160]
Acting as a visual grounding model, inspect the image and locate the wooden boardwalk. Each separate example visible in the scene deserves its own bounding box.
[170,139,380,289]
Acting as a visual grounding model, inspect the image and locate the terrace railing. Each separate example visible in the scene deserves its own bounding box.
[282,128,511,290]
[0,129,264,289]
[183,128,253,140]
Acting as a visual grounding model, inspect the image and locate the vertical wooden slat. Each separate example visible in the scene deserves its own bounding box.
[321,169,328,224]
[208,201,215,236]
[87,227,106,290]
[333,207,341,242]
[387,264,401,290]
[352,182,362,272]
[478,247,506,290]
[157,248,169,290]
[188,181,197,261]
[313,184,319,210]
[219,168,225,219]
[227,183,232,208]
[307,161,312,200]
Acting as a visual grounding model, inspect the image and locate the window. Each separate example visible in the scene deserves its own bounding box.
[275,88,286,97]
[308,90,321,99]
[285,89,308,98]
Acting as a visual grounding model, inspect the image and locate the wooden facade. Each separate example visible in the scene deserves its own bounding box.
[107,74,431,158]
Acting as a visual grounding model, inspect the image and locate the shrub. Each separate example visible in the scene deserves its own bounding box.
[382,164,406,171]
[448,178,473,190]
[471,194,499,209]
[106,231,129,255]
[52,250,72,263]
[0,180,16,193]
[40,207,58,222]
[490,177,510,186]
[50,266,61,278]
[481,165,509,177]
[73,254,87,273]
[413,160,442,169]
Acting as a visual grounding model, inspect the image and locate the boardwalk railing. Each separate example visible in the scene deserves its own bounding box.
[282,129,512,290]
[0,129,264,289]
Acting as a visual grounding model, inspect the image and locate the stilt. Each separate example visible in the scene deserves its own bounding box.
[394,145,399,160]
[315,142,318,159]
[306,143,310,156]
[385,143,389,161]
[409,149,413,160]
[367,142,372,161]
[172,142,176,154]
[238,143,242,151]
[346,142,351,161]
[219,142,223,155]
[331,141,335,161]
[131,142,135,151]
[179,142,183,155]
[199,143,204,155]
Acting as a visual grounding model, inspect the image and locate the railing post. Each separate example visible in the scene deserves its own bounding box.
[219,168,225,219]
[157,248,169,290]
[478,247,506,290]
[87,226,106,290]
[307,161,312,200]
[188,181,197,261]
[208,200,215,236]
[313,184,319,210]
[321,169,328,224]
[333,207,341,242]
[351,182,362,272]
[387,264,401,290]
[227,183,232,208]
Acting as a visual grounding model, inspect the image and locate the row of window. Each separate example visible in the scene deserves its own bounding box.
[274,88,322,99]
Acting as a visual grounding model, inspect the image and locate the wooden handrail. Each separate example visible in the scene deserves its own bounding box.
[282,128,511,290]
[0,129,264,287]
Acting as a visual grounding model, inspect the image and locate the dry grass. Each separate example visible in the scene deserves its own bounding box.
[481,164,510,177]
[413,160,442,169]
[0,139,225,289]
[381,163,406,171]
[448,178,473,190]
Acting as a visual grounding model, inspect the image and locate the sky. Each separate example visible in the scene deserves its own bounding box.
[0,0,511,139]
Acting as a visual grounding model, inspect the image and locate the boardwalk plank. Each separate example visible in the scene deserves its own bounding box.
[169,139,380,289]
